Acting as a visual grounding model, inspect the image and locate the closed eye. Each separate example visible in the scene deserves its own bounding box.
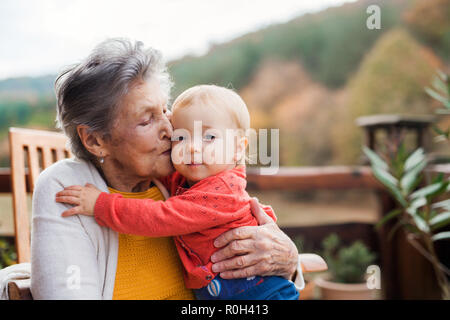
[139,116,152,126]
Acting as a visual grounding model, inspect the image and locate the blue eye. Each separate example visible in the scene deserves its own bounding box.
[204,134,216,141]
[171,135,184,142]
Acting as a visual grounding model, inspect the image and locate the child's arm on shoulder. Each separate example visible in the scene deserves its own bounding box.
[55,183,101,216]
[57,180,241,237]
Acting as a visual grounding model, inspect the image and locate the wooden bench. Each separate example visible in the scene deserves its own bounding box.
[7,127,71,300]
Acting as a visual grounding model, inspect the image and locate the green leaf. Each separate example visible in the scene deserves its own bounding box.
[376,208,402,229]
[410,181,448,200]
[432,232,450,242]
[403,223,420,235]
[404,148,426,172]
[431,199,450,210]
[430,212,450,230]
[406,197,427,216]
[413,214,429,232]
[363,146,388,170]
[391,143,407,177]
[372,166,407,207]
[425,87,449,105]
[373,166,398,186]
[432,74,448,94]
[429,209,439,220]
[436,107,450,113]
[436,69,448,82]
[432,125,446,136]
[401,160,427,193]
[431,173,444,184]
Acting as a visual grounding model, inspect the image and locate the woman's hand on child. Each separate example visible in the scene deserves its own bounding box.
[211,197,299,281]
[55,183,102,217]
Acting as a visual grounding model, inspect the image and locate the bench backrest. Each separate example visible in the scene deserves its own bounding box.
[9,127,72,263]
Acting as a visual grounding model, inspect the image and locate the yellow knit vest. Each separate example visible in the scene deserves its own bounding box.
[108,186,194,300]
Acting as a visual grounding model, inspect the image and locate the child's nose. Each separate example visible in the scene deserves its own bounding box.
[189,140,202,154]
[188,141,202,163]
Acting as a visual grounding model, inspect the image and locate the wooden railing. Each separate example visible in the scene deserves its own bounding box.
[1,165,448,193]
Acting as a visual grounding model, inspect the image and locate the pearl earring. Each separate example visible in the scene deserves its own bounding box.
[99,152,104,164]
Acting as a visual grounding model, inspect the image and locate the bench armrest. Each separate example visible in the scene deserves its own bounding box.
[8,278,33,300]
[299,253,328,273]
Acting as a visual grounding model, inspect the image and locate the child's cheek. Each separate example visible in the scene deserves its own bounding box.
[171,141,183,165]
[202,141,218,165]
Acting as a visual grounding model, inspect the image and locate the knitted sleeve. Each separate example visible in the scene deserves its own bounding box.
[94,178,245,237]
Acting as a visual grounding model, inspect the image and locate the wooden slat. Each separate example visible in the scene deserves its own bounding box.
[55,149,66,161]
[26,146,40,192]
[9,131,31,263]
[42,147,54,169]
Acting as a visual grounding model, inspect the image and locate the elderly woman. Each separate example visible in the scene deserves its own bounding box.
[30,38,303,299]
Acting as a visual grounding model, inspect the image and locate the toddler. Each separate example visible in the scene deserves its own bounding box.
[56,84,299,300]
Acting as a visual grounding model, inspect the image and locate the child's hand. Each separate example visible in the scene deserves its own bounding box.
[55,183,102,217]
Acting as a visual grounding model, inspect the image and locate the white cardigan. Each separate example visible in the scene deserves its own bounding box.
[30,158,168,299]
[6,157,303,299]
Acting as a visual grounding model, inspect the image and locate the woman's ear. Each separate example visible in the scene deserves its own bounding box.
[77,125,110,158]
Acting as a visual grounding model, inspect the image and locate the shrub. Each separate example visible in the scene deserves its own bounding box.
[322,233,376,283]
[0,238,17,269]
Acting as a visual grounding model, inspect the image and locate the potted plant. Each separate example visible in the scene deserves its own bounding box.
[362,70,450,299]
[315,233,377,300]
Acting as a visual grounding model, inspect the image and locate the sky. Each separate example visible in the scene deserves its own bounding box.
[0,0,356,80]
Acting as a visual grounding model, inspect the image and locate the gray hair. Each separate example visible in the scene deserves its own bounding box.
[55,38,172,162]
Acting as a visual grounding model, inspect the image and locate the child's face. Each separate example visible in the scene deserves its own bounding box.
[170,103,245,185]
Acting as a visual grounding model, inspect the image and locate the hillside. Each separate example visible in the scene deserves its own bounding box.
[0,75,55,99]
[168,0,408,96]
[331,27,445,164]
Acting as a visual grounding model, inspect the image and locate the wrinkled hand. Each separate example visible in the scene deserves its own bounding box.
[55,183,101,217]
[211,198,298,280]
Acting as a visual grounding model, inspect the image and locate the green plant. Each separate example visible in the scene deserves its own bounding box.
[321,233,376,284]
[425,70,450,142]
[0,238,17,269]
[363,70,450,300]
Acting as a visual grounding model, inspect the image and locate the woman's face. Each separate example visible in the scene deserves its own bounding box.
[104,78,174,181]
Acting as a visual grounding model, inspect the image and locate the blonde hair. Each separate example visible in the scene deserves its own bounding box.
[172,85,250,131]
